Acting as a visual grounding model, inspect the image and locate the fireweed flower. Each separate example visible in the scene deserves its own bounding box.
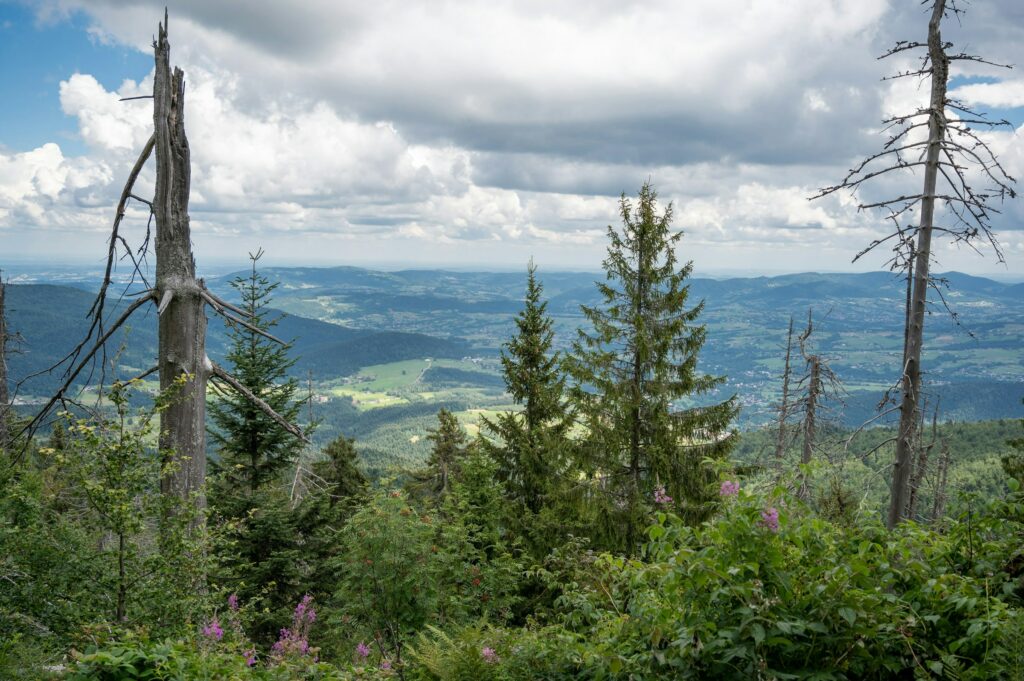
[356,641,371,658]
[719,480,740,498]
[272,596,318,658]
[227,593,239,611]
[201,617,224,641]
[653,485,673,505]
[244,648,257,667]
[380,659,392,670]
[759,506,780,533]
[481,646,499,664]
[295,594,316,623]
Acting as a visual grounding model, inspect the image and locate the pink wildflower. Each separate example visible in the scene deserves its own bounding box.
[719,480,740,498]
[227,593,239,611]
[380,659,392,670]
[653,485,673,505]
[295,594,316,623]
[244,648,257,667]
[271,596,318,659]
[356,641,371,658]
[759,506,780,533]
[201,616,223,641]
[481,646,499,664]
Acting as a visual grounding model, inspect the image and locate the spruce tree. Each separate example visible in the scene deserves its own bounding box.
[409,408,469,502]
[481,261,569,514]
[566,182,737,551]
[313,435,369,508]
[209,250,303,500]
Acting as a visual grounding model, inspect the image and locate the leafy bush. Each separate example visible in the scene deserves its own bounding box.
[534,485,1023,679]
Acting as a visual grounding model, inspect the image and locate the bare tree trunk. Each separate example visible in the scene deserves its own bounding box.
[907,401,938,521]
[153,15,207,526]
[774,316,795,472]
[799,356,819,500]
[0,274,9,455]
[797,310,822,501]
[931,437,951,521]
[889,0,948,529]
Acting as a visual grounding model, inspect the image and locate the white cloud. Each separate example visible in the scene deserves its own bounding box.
[951,79,1024,109]
[2,0,1022,275]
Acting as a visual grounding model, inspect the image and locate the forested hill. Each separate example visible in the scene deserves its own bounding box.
[218,266,1024,424]
[3,283,472,398]
[5,268,1023,425]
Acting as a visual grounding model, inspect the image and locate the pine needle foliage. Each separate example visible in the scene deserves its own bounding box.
[566,182,737,551]
[409,409,470,504]
[209,250,303,499]
[481,261,570,515]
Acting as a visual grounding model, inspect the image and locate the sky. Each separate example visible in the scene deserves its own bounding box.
[1,0,1023,277]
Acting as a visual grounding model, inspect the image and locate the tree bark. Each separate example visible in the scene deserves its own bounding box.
[889,0,947,528]
[799,355,819,501]
[153,15,208,526]
[774,316,795,472]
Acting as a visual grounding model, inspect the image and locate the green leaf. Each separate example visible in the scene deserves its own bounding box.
[838,607,857,626]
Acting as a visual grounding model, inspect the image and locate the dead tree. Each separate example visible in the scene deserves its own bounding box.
[773,315,796,473]
[907,399,939,520]
[813,0,1016,528]
[151,17,210,517]
[795,310,843,500]
[22,12,306,534]
[931,437,952,521]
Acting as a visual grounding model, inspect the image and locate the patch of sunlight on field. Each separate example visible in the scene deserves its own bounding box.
[339,389,408,410]
[355,359,432,391]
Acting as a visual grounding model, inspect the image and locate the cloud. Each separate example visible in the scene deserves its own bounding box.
[951,79,1024,109]
[2,0,1022,273]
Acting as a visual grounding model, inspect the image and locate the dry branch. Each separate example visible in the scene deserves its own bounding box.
[22,294,156,439]
[200,290,286,345]
[209,361,309,444]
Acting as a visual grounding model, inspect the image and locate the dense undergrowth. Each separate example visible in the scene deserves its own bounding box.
[5,464,1023,679]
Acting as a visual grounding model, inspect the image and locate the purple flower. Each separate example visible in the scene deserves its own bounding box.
[201,616,223,641]
[759,506,780,533]
[295,594,316,623]
[481,646,499,664]
[719,480,740,498]
[227,593,239,611]
[653,485,673,505]
[356,641,371,659]
[380,659,392,670]
[270,596,320,659]
[244,648,257,667]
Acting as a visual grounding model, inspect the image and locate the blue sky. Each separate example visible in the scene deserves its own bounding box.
[1,0,1022,275]
[0,2,149,155]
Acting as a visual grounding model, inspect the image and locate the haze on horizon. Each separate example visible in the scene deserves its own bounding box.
[1,0,1023,277]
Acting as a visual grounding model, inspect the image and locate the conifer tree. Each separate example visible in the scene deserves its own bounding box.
[209,250,303,500]
[566,182,737,551]
[313,435,369,508]
[481,261,570,514]
[410,408,469,502]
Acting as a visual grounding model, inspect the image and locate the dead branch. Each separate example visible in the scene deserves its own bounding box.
[209,360,309,444]
[21,294,156,441]
[200,290,286,345]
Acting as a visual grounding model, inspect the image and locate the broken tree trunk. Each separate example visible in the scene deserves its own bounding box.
[888,0,947,529]
[0,273,9,455]
[773,315,795,473]
[153,16,208,524]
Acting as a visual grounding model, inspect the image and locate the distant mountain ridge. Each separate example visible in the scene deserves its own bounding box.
[4,266,1021,425]
[3,283,471,397]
